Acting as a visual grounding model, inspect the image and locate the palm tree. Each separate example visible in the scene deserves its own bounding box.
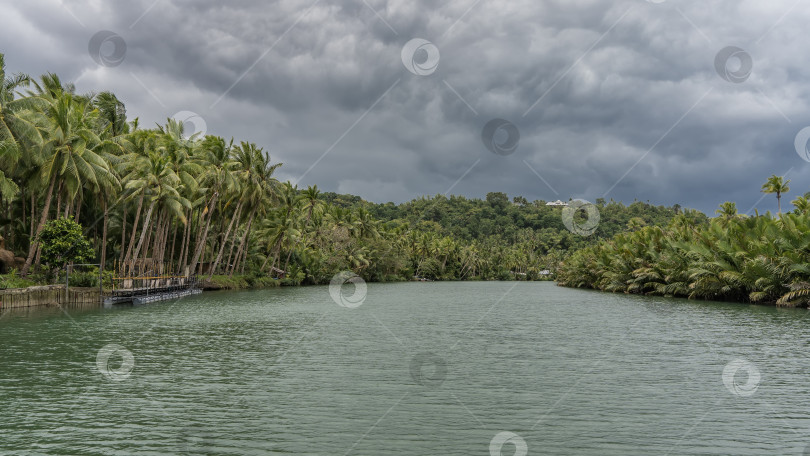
[761,175,790,215]
[21,91,116,276]
[0,54,41,202]
[93,91,129,137]
[187,136,238,276]
[227,142,280,277]
[715,202,740,227]
[791,195,810,215]
[301,185,322,228]
[121,150,188,273]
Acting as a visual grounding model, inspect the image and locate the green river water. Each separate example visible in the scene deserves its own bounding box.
[2,281,810,455]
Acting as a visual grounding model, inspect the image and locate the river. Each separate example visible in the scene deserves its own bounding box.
[1,281,810,455]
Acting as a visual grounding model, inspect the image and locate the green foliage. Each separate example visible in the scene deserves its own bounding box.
[38,217,94,270]
[0,270,37,289]
[68,267,100,287]
[206,274,280,290]
[557,209,810,307]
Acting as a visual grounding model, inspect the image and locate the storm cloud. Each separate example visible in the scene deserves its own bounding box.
[2,0,810,213]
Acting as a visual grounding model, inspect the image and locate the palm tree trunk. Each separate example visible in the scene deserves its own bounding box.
[140,211,155,275]
[268,237,282,275]
[149,211,162,267]
[224,226,240,274]
[283,243,294,273]
[181,209,194,274]
[21,173,57,277]
[260,246,272,272]
[29,193,35,240]
[123,192,145,273]
[188,192,218,277]
[240,232,250,274]
[229,211,255,277]
[207,201,242,280]
[130,200,155,275]
[100,198,109,272]
[55,183,62,221]
[74,194,82,222]
[119,201,127,269]
[178,209,190,274]
[21,190,26,236]
[169,221,178,273]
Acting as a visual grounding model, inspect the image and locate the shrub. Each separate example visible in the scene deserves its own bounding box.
[38,217,94,271]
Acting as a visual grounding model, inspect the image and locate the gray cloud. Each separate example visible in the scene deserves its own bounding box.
[2,0,810,213]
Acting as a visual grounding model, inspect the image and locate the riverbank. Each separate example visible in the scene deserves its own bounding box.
[0,272,557,309]
[202,275,282,290]
[0,285,100,309]
[0,273,283,309]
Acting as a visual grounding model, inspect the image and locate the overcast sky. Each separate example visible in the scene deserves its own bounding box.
[2,0,810,213]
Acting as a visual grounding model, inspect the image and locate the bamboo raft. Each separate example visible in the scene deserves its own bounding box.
[105,275,200,306]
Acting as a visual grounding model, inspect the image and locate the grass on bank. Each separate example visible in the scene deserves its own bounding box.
[203,274,282,290]
[0,269,286,292]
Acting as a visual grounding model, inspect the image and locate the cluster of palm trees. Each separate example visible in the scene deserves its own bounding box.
[557,177,810,306]
[388,228,555,281]
[1,56,557,284]
[0,56,384,282]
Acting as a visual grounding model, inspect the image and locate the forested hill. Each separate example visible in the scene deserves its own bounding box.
[322,191,698,252]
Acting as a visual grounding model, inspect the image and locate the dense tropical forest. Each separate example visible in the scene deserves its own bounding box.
[557,176,810,307]
[5,53,808,307]
[0,54,687,288]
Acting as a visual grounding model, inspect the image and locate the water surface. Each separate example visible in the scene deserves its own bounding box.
[2,282,810,455]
